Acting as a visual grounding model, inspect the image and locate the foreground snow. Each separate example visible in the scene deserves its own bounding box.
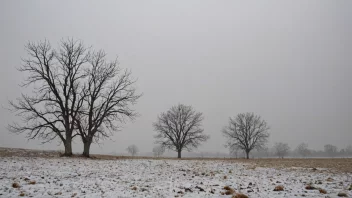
[0,157,351,198]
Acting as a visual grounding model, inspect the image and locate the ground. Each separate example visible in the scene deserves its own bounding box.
[0,148,351,198]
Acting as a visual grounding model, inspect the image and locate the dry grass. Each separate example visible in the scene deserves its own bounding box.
[274,185,284,191]
[2,147,352,172]
[232,193,249,198]
[338,192,348,197]
[29,180,36,185]
[305,184,315,190]
[223,186,235,195]
[12,182,20,188]
[319,188,327,194]
[326,177,334,182]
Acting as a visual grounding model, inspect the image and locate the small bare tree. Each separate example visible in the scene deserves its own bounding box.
[324,144,338,157]
[346,145,352,156]
[296,143,310,158]
[126,145,139,156]
[153,104,209,158]
[75,50,141,157]
[222,112,269,159]
[274,142,290,158]
[152,145,165,157]
[229,144,240,159]
[8,39,89,156]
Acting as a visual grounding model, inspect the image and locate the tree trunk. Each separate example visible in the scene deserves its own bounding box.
[63,140,73,156]
[246,151,249,159]
[83,141,91,157]
[177,150,182,158]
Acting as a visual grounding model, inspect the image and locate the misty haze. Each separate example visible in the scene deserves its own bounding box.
[0,1,351,198]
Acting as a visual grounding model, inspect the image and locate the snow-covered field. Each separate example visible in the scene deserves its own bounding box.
[0,157,351,198]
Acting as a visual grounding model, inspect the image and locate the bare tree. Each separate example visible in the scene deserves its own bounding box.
[126,145,138,156]
[75,50,141,157]
[152,145,165,158]
[346,145,352,156]
[324,144,338,157]
[153,104,209,158]
[222,112,270,159]
[296,143,310,158]
[8,39,89,156]
[229,144,240,159]
[274,142,290,158]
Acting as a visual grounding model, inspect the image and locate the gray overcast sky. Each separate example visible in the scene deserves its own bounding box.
[0,1,351,155]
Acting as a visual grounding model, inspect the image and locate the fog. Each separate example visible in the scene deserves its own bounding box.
[0,1,351,156]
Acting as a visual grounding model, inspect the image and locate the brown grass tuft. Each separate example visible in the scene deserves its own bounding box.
[232,193,249,198]
[319,188,327,194]
[19,192,25,197]
[274,185,284,191]
[326,177,334,182]
[338,192,348,197]
[29,180,36,185]
[305,185,315,190]
[12,182,20,188]
[225,189,235,195]
[223,186,235,195]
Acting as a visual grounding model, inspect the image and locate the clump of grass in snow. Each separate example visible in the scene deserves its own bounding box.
[319,188,327,194]
[232,193,249,198]
[305,184,315,190]
[326,177,334,182]
[12,182,20,188]
[29,180,36,185]
[273,185,284,191]
[223,186,235,195]
[337,192,348,197]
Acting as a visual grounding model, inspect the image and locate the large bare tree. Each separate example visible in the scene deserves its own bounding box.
[75,50,141,157]
[153,104,209,158]
[222,112,269,159]
[8,39,89,156]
